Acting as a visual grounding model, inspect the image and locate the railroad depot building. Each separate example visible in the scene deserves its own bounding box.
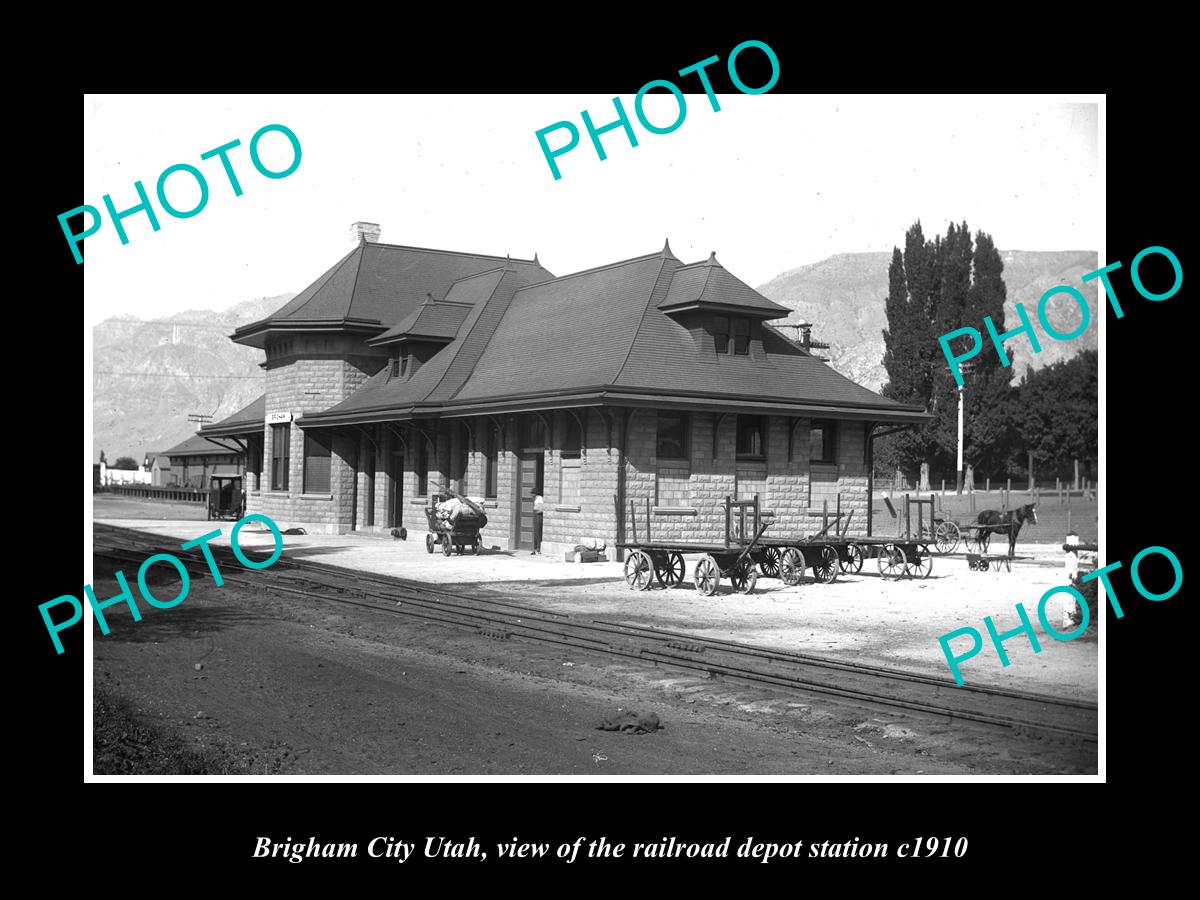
[200,224,927,556]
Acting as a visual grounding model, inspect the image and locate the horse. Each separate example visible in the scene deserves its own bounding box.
[974,503,1038,556]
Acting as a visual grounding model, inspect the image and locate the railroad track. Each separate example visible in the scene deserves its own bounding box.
[92,523,1098,743]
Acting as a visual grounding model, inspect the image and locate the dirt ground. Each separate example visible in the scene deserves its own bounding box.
[91,573,1093,775]
[90,498,1097,775]
[94,498,1099,702]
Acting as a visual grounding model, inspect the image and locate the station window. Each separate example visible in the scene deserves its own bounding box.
[417,435,429,497]
[736,415,766,460]
[522,415,546,449]
[732,318,750,355]
[270,423,290,491]
[561,414,582,460]
[484,425,499,499]
[303,431,332,493]
[714,315,730,354]
[810,420,838,464]
[656,412,689,460]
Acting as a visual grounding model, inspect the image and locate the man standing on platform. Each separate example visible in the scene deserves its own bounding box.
[532,491,544,555]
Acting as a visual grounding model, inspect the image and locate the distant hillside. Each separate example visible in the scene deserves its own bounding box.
[92,294,294,462]
[758,250,1099,391]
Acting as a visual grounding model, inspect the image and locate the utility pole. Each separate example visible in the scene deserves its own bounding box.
[956,385,964,495]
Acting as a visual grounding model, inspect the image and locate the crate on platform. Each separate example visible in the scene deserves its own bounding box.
[566,549,607,563]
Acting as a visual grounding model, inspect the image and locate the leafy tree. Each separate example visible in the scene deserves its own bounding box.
[1012,350,1098,480]
[112,456,140,470]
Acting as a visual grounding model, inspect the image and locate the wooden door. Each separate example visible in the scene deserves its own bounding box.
[515,452,543,550]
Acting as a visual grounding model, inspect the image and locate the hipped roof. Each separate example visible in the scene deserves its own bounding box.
[232,243,551,348]
[300,247,927,427]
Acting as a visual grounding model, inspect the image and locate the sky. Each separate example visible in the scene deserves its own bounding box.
[83,94,1099,323]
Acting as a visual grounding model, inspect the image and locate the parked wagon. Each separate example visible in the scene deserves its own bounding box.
[617,495,770,595]
[965,552,1030,573]
[206,474,244,521]
[850,537,935,580]
[424,492,488,556]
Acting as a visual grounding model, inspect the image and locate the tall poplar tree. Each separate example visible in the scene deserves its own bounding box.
[961,231,1016,473]
[878,220,1017,483]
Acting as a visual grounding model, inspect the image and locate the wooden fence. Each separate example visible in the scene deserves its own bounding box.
[98,485,206,504]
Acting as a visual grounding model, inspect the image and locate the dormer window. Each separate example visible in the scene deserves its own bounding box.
[732,318,750,355]
[390,348,413,380]
[714,316,730,354]
[714,316,752,355]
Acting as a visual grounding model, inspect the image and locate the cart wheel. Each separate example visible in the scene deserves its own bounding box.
[812,545,840,583]
[693,555,720,596]
[442,537,453,556]
[780,548,806,586]
[840,543,865,575]
[935,522,961,554]
[425,534,435,554]
[623,550,653,591]
[473,537,481,555]
[878,543,908,580]
[906,543,934,579]
[654,551,686,588]
[730,562,758,594]
[759,546,781,578]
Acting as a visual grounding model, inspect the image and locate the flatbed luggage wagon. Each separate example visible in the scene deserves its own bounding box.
[616,495,771,596]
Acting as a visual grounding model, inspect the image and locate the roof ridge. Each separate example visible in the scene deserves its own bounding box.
[674,255,724,271]
[424,269,522,402]
[364,241,541,264]
[446,265,508,286]
[274,245,361,322]
[613,256,676,386]
[513,249,666,293]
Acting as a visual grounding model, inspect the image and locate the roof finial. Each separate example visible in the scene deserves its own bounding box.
[707,251,718,266]
[425,292,434,304]
[661,238,674,259]
[533,251,540,266]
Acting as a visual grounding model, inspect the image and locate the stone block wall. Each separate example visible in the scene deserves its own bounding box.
[539,410,620,558]
[246,341,386,534]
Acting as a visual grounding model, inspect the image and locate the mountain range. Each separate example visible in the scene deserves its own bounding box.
[758,249,1098,391]
[93,294,294,462]
[92,249,1097,461]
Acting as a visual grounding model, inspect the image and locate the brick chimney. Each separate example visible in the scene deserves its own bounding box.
[350,222,381,244]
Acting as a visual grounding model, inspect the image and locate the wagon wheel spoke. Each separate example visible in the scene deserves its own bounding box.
[813,545,839,583]
[655,551,686,588]
[934,522,960,555]
[759,546,781,578]
[624,550,653,591]
[729,566,745,592]
[877,543,908,580]
[840,543,864,574]
[780,548,806,586]
[905,543,934,579]
[733,561,757,594]
[694,555,720,596]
